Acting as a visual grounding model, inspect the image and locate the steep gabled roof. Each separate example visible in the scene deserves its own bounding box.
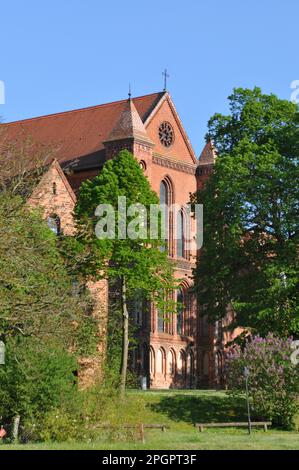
[50,159,77,203]
[105,98,153,144]
[0,92,164,167]
[198,141,217,165]
[144,92,198,164]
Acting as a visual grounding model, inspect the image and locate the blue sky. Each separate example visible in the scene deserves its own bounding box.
[0,0,298,155]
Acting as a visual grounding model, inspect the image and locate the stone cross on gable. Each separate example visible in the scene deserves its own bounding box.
[162,69,169,91]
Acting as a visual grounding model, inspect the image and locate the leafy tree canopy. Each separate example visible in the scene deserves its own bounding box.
[75,150,176,395]
[75,149,175,298]
[195,88,299,337]
[0,193,94,349]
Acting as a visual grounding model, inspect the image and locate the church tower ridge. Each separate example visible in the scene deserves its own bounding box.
[198,140,217,165]
[105,97,153,145]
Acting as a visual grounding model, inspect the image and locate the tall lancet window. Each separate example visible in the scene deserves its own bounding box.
[160,181,168,251]
[177,209,185,258]
[159,178,173,255]
[160,180,167,204]
[157,306,164,333]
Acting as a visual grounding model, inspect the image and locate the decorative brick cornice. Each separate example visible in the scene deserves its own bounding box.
[197,164,214,176]
[153,153,198,175]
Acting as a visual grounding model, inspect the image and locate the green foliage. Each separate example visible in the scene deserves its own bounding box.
[75,149,175,298]
[207,87,298,155]
[75,150,176,390]
[195,88,299,336]
[0,337,77,424]
[2,388,299,446]
[32,383,137,443]
[37,408,81,442]
[0,193,95,348]
[226,335,299,429]
[0,192,100,436]
[73,314,99,357]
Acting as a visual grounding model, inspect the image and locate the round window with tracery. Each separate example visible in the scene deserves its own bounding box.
[158,121,174,148]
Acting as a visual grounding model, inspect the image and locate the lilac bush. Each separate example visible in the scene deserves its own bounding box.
[226,334,299,429]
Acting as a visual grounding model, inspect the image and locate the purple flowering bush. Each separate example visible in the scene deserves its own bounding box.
[226,334,299,429]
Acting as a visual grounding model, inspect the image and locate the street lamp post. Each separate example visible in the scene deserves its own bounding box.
[244,366,252,435]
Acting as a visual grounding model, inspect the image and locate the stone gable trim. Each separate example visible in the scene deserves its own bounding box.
[144,92,198,164]
[153,153,197,175]
[52,159,77,203]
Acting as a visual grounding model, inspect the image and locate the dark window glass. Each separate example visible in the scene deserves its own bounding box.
[160,181,167,205]
[177,210,185,258]
[157,308,164,333]
[160,181,169,250]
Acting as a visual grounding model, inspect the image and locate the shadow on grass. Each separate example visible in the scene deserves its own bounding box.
[150,393,254,425]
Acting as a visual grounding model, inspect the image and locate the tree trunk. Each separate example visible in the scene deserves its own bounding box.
[120,276,129,399]
[12,415,20,443]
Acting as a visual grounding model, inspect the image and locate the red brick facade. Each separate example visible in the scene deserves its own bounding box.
[1,91,238,389]
[27,159,76,235]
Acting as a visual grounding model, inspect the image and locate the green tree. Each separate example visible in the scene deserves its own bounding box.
[194,88,299,337]
[0,192,95,349]
[0,337,77,425]
[0,192,99,436]
[75,150,176,397]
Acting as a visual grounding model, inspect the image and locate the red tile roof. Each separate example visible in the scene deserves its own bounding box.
[0,92,164,166]
[106,98,153,144]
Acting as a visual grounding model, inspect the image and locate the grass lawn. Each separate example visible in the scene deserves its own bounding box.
[1,390,298,450]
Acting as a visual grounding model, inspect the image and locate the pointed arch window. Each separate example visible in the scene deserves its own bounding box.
[160,181,168,251]
[177,209,185,258]
[159,180,167,205]
[167,349,176,377]
[159,177,174,256]
[156,348,166,376]
[178,350,186,378]
[157,306,164,333]
[177,285,192,336]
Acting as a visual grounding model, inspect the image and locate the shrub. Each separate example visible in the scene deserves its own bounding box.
[0,193,94,349]
[226,334,299,429]
[37,408,81,442]
[0,334,141,442]
[37,384,137,443]
[0,337,77,428]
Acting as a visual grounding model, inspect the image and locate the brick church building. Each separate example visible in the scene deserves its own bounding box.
[1,91,238,389]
